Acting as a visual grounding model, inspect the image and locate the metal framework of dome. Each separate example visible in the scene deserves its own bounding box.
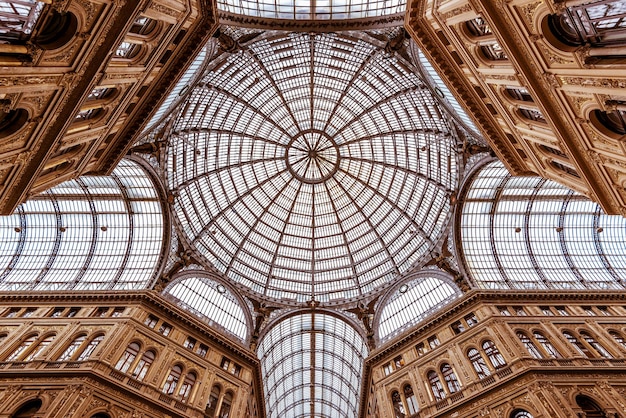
[164,29,460,305]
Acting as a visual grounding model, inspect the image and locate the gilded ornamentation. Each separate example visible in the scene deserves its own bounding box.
[518,1,543,30]
[43,43,80,64]
[148,3,182,18]
[560,77,626,89]
[441,4,473,21]
[537,43,573,65]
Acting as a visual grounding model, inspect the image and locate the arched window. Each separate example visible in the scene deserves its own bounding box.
[0,1,44,42]
[178,371,196,402]
[563,331,592,357]
[576,395,605,418]
[505,87,533,102]
[205,385,220,417]
[591,108,626,135]
[427,370,446,401]
[516,332,543,359]
[218,391,233,418]
[129,16,157,35]
[466,16,492,37]
[519,108,546,123]
[440,363,461,393]
[480,43,507,60]
[57,334,87,361]
[511,410,534,418]
[404,384,418,415]
[391,390,406,418]
[6,334,37,361]
[114,41,141,59]
[162,364,182,395]
[580,331,613,358]
[609,330,626,349]
[482,340,506,368]
[131,349,155,381]
[0,108,29,139]
[549,0,626,47]
[24,334,55,361]
[77,334,104,361]
[467,348,491,379]
[115,342,140,372]
[533,332,561,359]
[10,399,42,418]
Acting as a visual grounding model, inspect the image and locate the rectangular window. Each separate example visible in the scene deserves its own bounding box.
[428,335,440,349]
[514,306,527,316]
[451,321,465,334]
[111,307,125,317]
[497,306,511,316]
[464,313,478,327]
[158,322,172,336]
[67,307,80,317]
[383,362,393,376]
[184,337,197,350]
[582,306,596,316]
[233,364,242,377]
[5,308,20,318]
[393,356,404,369]
[221,357,231,370]
[144,315,158,328]
[415,342,426,356]
[540,306,554,316]
[21,308,37,317]
[196,344,209,357]
[598,306,610,316]
[93,307,109,317]
[50,307,64,317]
[556,306,568,316]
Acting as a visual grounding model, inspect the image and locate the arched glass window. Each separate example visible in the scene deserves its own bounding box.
[114,41,141,59]
[576,395,605,418]
[218,391,233,418]
[609,330,626,349]
[57,334,87,361]
[10,399,42,418]
[377,275,461,342]
[115,342,140,373]
[162,364,182,395]
[592,108,626,135]
[480,43,507,60]
[6,334,37,361]
[427,370,446,400]
[0,159,164,291]
[519,108,546,123]
[533,332,561,358]
[205,385,220,417]
[467,348,491,379]
[257,312,368,418]
[77,334,104,361]
[466,16,492,36]
[131,350,155,381]
[460,160,626,290]
[23,334,54,361]
[129,16,157,35]
[580,331,613,358]
[517,332,543,359]
[563,331,592,358]
[441,363,461,393]
[511,410,534,418]
[549,0,626,47]
[483,340,506,368]
[391,390,406,418]
[178,372,196,402]
[505,87,533,102]
[404,384,418,415]
[163,276,249,343]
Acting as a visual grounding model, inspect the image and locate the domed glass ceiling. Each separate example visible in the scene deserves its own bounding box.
[166,30,459,304]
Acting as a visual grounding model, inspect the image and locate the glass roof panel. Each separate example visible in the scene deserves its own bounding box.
[0,159,164,291]
[216,0,406,20]
[378,274,461,342]
[461,160,626,290]
[163,274,249,342]
[165,30,459,304]
[258,312,368,418]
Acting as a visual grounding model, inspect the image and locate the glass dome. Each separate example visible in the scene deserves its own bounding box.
[166,30,460,304]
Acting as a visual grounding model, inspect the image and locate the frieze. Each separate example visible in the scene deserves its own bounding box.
[0,76,59,87]
[441,4,473,21]
[43,43,80,64]
[560,77,626,89]
[537,42,573,65]
[148,3,182,18]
